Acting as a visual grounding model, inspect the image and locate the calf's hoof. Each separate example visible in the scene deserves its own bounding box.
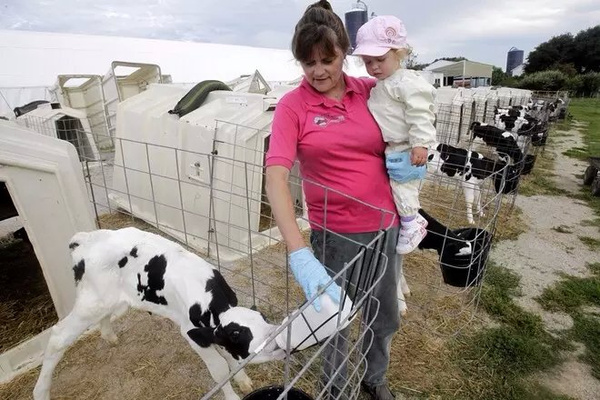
[237,377,253,394]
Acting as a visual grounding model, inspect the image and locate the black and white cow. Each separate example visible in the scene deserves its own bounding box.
[417,208,473,256]
[470,121,524,163]
[396,208,473,316]
[427,143,508,224]
[33,227,286,400]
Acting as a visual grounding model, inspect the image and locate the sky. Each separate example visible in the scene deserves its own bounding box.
[1,0,600,71]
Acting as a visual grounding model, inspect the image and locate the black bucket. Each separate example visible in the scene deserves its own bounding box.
[494,164,521,194]
[522,154,537,175]
[243,385,313,400]
[439,228,492,287]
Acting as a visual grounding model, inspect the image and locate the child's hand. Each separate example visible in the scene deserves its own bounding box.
[410,147,428,166]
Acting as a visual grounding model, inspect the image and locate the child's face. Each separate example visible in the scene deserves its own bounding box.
[362,50,400,81]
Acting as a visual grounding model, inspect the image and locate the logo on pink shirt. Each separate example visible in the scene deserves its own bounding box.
[313,114,345,127]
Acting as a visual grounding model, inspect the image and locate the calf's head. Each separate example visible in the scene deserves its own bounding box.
[188,307,286,363]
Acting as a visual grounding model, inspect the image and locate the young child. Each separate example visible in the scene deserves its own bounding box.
[353,15,437,255]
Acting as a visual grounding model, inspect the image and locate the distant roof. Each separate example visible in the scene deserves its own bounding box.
[429,60,493,78]
[424,60,456,71]
[0,30,370,87]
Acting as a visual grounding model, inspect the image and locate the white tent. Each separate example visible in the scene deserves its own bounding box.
[0,30,373,118]
[0,120,96,383]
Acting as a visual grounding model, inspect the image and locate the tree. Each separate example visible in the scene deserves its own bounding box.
[411,62,429,71]
[432,57,468,63]
[525,33,575,73]
[524,26,600,74]
[492,66,508,85]
[573,26,600,73]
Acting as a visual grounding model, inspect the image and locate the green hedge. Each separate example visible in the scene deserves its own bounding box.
[515,70,600,96]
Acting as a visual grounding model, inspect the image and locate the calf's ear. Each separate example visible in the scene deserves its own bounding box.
[187,327,215,348]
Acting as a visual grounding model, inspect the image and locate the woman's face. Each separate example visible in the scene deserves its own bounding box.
[300,46,345,96]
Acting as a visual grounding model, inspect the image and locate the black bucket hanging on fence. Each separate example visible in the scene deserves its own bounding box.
[439,227,492,287]
[243,385,313,400]
[494,164,521,194]
[521,154,537,175]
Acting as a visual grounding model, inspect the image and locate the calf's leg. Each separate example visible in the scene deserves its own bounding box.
[100,315,119,344]
[215,346,254,393]
[397,260,410,316]
[33,306,108,400]
[461,183,476,224]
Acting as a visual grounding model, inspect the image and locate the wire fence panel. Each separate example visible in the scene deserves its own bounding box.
[10,87,571,399]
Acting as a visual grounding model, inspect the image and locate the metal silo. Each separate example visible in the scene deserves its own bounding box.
[506,47,524,76]
[345,1,369,51]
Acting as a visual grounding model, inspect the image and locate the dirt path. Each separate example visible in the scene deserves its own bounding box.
[490,123,600,400]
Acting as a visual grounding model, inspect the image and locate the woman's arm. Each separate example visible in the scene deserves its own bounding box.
[265,165,306,252]
[266,165,342,310]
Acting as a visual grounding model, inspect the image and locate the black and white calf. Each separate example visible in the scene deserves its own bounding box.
[33,227,285,400]
[470,121,524,163]
[397,208,473,316]
[417,209,473,256]
[427,143,507,224]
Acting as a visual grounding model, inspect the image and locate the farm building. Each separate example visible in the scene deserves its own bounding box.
[426,60,494,88]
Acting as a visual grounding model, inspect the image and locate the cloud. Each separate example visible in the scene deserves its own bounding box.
[1,0,599,70]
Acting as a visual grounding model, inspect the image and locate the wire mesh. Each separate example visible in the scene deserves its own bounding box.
[45,119,402,399]
[13,88,547,399]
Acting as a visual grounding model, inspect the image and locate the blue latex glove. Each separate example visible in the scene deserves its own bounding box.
[386,151,427,183]
[289,247,342,312]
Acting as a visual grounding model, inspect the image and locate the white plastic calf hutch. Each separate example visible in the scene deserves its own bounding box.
[102,61,164,140]
[109,82,301,261]
[0,121,96,383]
[50,75,112,150]
[15,103,100,162]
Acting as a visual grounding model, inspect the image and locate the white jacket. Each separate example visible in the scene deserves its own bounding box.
[368,69,437,152]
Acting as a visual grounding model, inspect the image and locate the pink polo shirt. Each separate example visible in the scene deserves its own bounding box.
[266,74,398,233]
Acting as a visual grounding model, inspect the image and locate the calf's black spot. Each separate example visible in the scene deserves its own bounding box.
[130,247,138,258]
[118,256,128,268]
[189,303,212,328]
[69,242,79,250]
[136,254,168,305]
[187,327,215,348]
[73,259,85,284]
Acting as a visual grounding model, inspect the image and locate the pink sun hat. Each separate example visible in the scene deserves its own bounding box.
[353,15,408,57]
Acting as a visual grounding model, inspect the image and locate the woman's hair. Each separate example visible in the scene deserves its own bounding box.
[291,0,350,62]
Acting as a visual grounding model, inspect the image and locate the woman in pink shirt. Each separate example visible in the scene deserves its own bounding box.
[265,1,400,399]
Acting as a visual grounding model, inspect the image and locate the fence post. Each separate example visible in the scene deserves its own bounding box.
[458,103,464,144]
[483,99,488,122]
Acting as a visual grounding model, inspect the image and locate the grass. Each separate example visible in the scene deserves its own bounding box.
[567,98,600,158]
[537,262,600,380]
[562,147,588,160]
[563,98,600,223]
[537,262,600,314]
[580,218,600,228]
[578,235,600,251]
[570,313,600,379]
[518,144,567,197]
[442,263,572,400]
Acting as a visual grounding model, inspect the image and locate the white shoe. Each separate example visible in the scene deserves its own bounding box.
[396,225,427,254]
[415,213,428,229]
